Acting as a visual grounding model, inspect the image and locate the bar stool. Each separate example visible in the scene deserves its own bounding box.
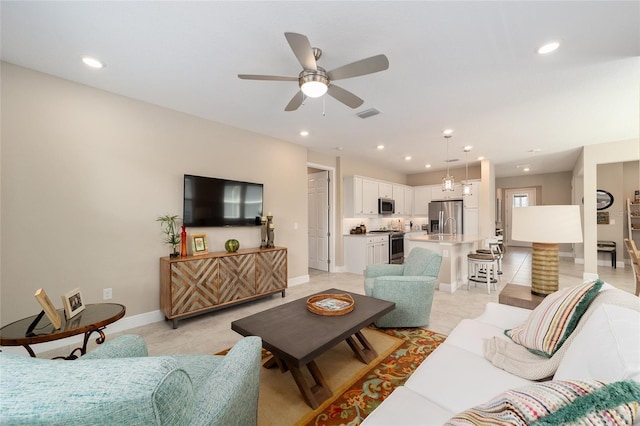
[467,239,500,293]
[476,236,504,275]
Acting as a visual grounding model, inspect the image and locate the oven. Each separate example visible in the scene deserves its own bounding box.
[390,231,405,264]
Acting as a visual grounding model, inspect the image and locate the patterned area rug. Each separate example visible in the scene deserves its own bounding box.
[219,327,446,425]
[297,327,446,426]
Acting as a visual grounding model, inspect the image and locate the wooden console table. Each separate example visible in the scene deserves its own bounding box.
[160,246,287,328]
[498,284,545,310]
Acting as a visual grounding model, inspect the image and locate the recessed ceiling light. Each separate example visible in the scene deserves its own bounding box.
[463,145,472,152]
[425,164,431,168]
[82,56,104,69]
[299,130,309,136]
[443,129,454,136]
[523,167,531,172]
[404,156,412,161]
[477,156,484,161]
[537,42,560,54]
[377,144,385,150]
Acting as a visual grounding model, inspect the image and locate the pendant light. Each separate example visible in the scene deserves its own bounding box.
[462,146,472,196]
[442,130,455,191]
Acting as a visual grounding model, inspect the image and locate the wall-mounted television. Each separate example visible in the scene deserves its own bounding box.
[183,174,263,227]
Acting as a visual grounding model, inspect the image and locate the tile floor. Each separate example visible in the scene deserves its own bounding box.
[42,247,635,358]
[132,247,635,356]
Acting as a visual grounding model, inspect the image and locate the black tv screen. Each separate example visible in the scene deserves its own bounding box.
[183,174,263,227]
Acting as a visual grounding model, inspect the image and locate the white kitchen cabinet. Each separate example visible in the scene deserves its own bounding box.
[373,236,389,264]
[392,185,414,216]
[344,176,378,216]
[363,179,379,215]
[393,185,405,215]
[431,183,463,200]
[378,182,393,199]
[413,186,431,215]
[404,187,413,216]
[463,207,479,235]
[344,234,389,274]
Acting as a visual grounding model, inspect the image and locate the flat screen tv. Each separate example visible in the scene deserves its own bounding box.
[183,174,263,227]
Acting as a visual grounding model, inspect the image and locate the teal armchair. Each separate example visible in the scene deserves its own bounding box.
[364,247,442,328]
[0,335,262,426]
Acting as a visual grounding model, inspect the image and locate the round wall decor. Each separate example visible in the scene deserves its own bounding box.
[596,189,614,210]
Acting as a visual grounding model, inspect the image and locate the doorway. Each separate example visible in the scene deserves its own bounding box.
[307,164,334,272]
[505,187,537,247]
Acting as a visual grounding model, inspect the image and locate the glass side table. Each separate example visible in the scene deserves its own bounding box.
[0,303,125,359]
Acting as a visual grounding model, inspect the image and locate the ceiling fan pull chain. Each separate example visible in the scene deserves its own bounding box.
[322,95,326,116]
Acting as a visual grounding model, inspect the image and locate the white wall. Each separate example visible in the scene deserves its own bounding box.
[1,63,309,324]
[580,139,640,277]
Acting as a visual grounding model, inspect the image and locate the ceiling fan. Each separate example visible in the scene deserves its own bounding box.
[238,32,389,111]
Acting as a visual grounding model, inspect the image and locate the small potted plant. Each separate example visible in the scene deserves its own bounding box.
[157,214,181,258]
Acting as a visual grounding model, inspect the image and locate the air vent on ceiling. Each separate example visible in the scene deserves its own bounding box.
[445,158,460,163]
[356,108,381,119]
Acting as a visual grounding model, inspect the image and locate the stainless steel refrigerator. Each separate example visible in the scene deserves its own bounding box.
[429,200,463,234]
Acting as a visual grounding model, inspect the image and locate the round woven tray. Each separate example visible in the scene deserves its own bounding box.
[306,293,355,316]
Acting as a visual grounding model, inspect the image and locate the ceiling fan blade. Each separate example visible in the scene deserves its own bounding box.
[284,32,317,71]
[327,54,389,81]
[284,90,305,111]
[327,84,364,109]
[238,74,297,81]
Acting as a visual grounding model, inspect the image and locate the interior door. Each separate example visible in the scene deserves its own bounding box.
[308,171,329,271]
[505,188,537,247]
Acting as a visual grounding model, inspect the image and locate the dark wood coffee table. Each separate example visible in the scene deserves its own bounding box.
[231,288,395,408]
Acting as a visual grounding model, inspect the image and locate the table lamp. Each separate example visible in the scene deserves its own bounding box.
[511,205,583,296]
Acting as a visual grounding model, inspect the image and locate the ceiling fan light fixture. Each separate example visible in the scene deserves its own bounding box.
[301,80,328,98]
[300,69,329,98]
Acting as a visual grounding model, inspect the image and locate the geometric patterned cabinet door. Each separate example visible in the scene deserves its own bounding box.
[219,254,256,304]
[170,257,219,316]
[160,247,287,328]
[256,249,287,294]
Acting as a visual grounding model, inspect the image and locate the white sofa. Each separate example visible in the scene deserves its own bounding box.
[363,285,640,425]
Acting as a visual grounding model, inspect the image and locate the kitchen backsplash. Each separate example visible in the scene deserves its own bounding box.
[343,217,428,235]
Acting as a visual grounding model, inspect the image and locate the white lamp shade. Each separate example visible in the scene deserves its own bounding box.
[511,205,583,243]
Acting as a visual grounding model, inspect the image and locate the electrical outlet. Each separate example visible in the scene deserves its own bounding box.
[442,250,449,258]
[103,288,112,300]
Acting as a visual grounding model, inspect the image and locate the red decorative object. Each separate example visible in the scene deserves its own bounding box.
[180,226,188,257]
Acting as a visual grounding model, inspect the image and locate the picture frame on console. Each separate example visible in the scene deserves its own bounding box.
[190,233,208,256]
[62,288,85,320]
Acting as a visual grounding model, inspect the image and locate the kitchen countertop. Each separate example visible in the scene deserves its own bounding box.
[344,232,391,237]
[406,234,481,244]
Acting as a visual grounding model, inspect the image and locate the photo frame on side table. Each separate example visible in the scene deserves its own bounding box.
[34,288,62,329]
[62,288,85,319]
[190,233,208,256]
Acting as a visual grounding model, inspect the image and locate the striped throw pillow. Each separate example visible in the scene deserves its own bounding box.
[446,379,640,426]
[505,280,603,357]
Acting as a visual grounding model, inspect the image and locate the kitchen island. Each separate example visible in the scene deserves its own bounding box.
[405,233,482,292]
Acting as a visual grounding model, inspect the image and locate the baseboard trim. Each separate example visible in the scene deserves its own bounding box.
[288,274,310,287]
[1,310,164,356]
[2,273,318,356]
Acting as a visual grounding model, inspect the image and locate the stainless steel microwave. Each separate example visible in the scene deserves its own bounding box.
[378,198,395,215]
